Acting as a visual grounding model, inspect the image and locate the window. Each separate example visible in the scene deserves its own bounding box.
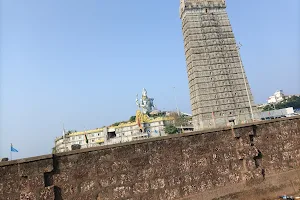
[107,132,116,139]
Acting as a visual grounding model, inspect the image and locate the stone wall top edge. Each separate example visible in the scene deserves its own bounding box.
[53,130,230,158]
[0,154,53,167]
[241,115,300,127]
[47,116,300,158]
[1,116,299,166]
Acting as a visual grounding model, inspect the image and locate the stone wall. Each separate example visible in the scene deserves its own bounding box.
[1,116,300,200]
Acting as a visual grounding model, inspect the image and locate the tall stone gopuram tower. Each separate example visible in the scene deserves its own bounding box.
[180,0,257,131]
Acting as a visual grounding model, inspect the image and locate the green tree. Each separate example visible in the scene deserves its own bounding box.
[149,111,166,118]
[262,96,300,111]
[111,121,127,127]
[262,104,275,111]
[169,112,190,126]
[164,124,178,134]
[129,116,136,122]
[112,122,121,126]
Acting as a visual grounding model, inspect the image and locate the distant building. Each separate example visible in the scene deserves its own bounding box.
[260,107,296,120]
[54,117,192,153]
[268,90,285,104]
[54,88,194,153]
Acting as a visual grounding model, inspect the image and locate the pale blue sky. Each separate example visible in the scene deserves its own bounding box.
[0,0,299,159]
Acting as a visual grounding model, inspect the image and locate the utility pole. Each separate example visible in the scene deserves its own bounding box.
[236,43,254,122]
[173,87,180,116]
[173,87,184,133]
[63,123,67,152]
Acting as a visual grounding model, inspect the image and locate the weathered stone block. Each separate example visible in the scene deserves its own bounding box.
[113,186,132,199]
[39,186,55,200]
[133,182,149,195]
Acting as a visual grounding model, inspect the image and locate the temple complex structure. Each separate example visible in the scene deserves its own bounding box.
[136,88,156,114]
[54,89,193,153]
[179,0,258,130]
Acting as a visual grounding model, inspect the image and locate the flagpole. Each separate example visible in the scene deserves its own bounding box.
[10,143,12,161]
[173,86,180,116]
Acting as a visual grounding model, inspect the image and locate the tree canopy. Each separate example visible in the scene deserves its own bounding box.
[129,116,136,122]
[169,112,191,126]
[262,95,300,111]
[164,124,178,134]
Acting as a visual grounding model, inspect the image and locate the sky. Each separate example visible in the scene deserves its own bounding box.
[0,0,299,159]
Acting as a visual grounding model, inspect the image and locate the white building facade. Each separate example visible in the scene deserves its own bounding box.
[54,118,173,153]
[268,90,285,104]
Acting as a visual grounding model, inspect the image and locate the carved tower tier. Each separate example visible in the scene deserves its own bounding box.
[179,0,257,130]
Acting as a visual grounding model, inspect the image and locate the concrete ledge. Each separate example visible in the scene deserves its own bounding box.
[0,154,53,167]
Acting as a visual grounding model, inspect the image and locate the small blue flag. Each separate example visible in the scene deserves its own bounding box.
[11,145,18,152]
